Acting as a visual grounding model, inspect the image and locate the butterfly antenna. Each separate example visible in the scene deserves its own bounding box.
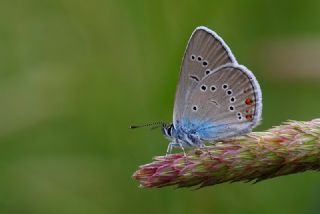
[129,121,166,129]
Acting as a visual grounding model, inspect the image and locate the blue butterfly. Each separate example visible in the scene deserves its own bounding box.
[133,26,262,154]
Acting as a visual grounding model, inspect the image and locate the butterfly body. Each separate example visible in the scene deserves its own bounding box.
[162,122,201,148]
[163,26,262,153]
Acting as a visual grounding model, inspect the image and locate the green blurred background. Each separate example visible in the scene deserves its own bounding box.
[1,0,320,213]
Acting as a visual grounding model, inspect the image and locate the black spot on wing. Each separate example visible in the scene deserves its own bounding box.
[189,75,200,82]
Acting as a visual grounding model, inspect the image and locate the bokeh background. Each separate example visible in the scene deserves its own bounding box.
[1,0,320,213]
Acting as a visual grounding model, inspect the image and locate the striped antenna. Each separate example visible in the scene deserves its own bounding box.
[130,121,166,129]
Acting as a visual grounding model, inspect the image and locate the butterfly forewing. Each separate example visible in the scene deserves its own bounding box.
[181,65,262,140]
[173,27,237,125]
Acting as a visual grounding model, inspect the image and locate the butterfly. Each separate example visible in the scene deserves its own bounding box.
[132,26,262,154]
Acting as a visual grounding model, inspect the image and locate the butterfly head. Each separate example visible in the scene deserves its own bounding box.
[162,123,174,139]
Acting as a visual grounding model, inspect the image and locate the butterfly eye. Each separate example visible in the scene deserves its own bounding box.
[226,89,232,96]
[190,54,196,61]
[229,106,235,111]
[210,85,216,92]
[230,97,236,103]
[205,69,211,75]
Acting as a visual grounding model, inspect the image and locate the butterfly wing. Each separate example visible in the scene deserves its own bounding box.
[173,26,237,126]
[177,64,262,141]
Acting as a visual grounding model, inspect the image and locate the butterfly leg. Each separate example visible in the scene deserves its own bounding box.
[166,141,180,156]
[166,140,187,157]
[176,139,187,157]
[166,143,174,156]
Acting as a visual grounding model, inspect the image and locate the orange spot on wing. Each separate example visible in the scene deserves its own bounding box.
[245,114,253,120]
[245,98,253,105]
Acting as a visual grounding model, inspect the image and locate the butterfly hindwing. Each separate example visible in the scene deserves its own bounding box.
[179,65,262,140]
[173,26,237,125]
